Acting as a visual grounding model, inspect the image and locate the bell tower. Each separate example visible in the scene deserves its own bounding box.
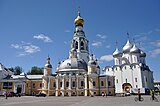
[70,7,89,63]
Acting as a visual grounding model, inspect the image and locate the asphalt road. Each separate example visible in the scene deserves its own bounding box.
[0,95,160,106]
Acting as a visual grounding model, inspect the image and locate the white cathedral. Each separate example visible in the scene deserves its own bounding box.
[104,40,154,94]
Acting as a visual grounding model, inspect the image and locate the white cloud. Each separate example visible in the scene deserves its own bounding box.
[106,45,111,49]
[33,34,52,43]
[150,40,160,47]
[11,44,22,49]
[65,30,71,33]
[155,28,160,32]
[91,41,102,47]
[150,49,160,57]
[11,42,40,56]
[96,34,106,39]
[99,55,113,62]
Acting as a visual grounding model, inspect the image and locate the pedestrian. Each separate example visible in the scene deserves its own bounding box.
[138,88,141,101]
[4,92,7,99]
[150,89,155,100]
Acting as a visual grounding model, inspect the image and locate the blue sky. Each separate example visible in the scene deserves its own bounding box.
[0,0,160,80]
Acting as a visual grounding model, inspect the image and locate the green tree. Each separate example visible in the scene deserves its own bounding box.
[8,67,14,72]
[14,66,23,75]
[27,66,43,75]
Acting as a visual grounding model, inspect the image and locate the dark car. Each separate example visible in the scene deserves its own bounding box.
[35,93,46,97]
[10,92,21,97]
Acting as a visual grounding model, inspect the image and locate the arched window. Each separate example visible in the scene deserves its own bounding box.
[134,57,136,62]
[80,41,84,50]
[75,41,78,49]
[93,81,96,86]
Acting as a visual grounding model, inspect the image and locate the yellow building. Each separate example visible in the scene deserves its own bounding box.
[0,8,115,97]
[41,8,115,96]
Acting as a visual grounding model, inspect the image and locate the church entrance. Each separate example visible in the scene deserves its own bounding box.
[122,83,132,93]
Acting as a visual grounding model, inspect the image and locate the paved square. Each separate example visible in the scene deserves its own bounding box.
[0,95,160,106]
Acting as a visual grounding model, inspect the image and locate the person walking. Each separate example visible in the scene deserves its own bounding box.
[138,88,141,101]
[150,89,155,100]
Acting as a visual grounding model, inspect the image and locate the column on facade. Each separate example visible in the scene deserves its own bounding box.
[76,75,79,96]
[56,77,59,96]
[68,76,72,96]
[106,76,109,95]
[84,74,88,96]
[47,76,50,96]
[62,77,65,96]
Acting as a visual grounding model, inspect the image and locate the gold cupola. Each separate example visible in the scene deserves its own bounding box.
[74,7,84,26]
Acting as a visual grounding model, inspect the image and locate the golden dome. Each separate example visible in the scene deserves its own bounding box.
[74,7,84,26]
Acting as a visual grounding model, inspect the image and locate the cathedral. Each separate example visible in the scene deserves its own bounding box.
[0,8,154,97]
[104,40,154,95]
[41,8,115,96]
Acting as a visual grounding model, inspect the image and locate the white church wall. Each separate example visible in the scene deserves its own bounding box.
[132,65,142,88]
[114,67,123,93]
[121,65,133,85]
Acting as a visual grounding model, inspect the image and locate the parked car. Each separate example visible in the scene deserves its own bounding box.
[3,92,12,97]
[10,92,21,97]
[0,91,5,96]
[125,92,130,96]
[35,93,46,97]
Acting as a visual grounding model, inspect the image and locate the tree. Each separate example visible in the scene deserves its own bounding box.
[14,66,23,75]
[27,66,43,75]
[8,66,23,75]
[8,67,14,72]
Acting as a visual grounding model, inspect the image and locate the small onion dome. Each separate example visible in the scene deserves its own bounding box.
[122,40,133,53]
[140,50,146,57]
[74,8,84,26]
[45,63,52,68]
[45,56,52,68]
[113,48,122,57]
[130,44,141,54]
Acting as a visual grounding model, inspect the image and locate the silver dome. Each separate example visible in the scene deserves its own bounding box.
[113,48,122,57]
[58,58,87,72]
[130,44,140,54]
[45,64,52,68]
[140,50,146,57]
[122,40,133,53]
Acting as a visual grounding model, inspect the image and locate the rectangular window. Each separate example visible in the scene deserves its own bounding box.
[81,81,84,87]
[53,82,56,87]
[72,81,75,87]
[3,82,12,89]
[93,81,96,87]
[66,81,69,87]
[136,85,138,88]
[60,82,62,87]
[108,81,111,86]
[135,78,137,82]
[146,78,147,82]
[40,83,42,87]
[101,81,104,86]
[116,79,118,83]
[33,83,35,88]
